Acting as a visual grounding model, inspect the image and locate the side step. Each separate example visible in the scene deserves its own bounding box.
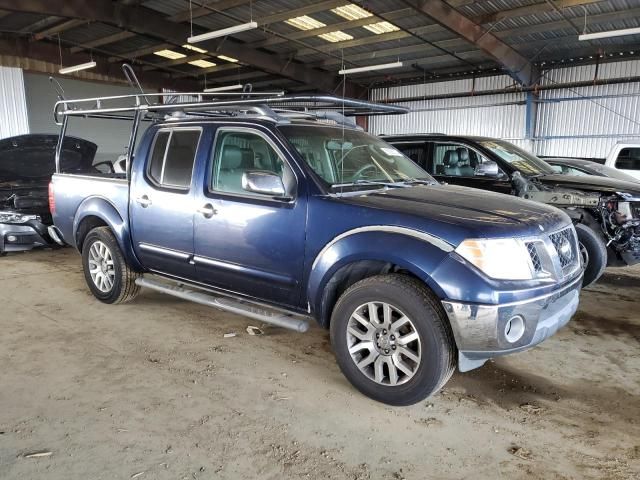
[135,276,310,333]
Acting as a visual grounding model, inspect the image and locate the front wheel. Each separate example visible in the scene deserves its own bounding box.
[575,223,607,288]
[82,227,141,304]
[330,274,456,406]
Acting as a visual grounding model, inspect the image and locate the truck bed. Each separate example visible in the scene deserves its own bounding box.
[51,173,130,248]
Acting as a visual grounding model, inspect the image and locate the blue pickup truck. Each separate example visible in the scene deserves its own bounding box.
[49,92,582,405]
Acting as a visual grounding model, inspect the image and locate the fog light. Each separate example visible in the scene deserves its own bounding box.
[6,235,17,243]
[505,315,525,343]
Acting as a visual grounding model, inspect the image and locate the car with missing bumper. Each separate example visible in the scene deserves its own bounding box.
[49,88,582,405]
[384,134,640,287]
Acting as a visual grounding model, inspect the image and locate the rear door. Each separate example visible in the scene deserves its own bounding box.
[193,125,307,306]
[427,141,512,194]
[389,141,428,169]
[130,127,202,279]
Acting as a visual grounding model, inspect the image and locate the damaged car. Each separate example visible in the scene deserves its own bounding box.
[0,134,97,254]
[384,134,640,287]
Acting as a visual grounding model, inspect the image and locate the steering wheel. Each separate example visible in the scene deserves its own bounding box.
[352,164,377,180]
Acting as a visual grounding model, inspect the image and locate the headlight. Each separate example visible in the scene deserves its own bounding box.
[455,238,533,280]
[0,211,39,224]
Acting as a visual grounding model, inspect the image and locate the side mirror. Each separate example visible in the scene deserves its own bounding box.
[242,170,288,198]
[475,160,500,177]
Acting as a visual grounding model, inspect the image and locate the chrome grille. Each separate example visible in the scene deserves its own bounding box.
[549,227,578,271]
[526,242,543,273]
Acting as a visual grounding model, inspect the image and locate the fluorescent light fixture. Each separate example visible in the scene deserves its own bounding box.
[217,54,239,63]
[363,21,400,34]
[59,61,97,74]
[154,49,186,59]
[339,61,403,75]
[579,27,640,41]
[204,84,243,92]
[188,21,258,43]
[318,31,353,42]
[189,59,217,68]
[182,44,207,53]
[332,4,373,20]
[286,15,326,30]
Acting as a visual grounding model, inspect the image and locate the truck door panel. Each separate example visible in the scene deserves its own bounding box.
[193,127,306,306]
[130,128,202,278]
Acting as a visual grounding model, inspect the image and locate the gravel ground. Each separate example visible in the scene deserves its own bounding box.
[1,248,638,480]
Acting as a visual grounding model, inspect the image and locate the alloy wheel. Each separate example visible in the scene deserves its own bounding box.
[88,240,115,293]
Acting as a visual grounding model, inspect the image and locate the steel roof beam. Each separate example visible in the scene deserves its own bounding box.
[475,0,602,25]
[33,18,86,41]
[70,31,136,53]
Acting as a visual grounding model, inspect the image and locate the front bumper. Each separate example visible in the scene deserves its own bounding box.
[0,221,51,253]
[442,274,583,372]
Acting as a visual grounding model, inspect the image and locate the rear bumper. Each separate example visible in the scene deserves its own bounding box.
[0,222,51,253]
[442,274,583,372]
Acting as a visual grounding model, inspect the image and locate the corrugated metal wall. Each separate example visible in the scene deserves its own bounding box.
[370,60,640,159]
[0,66,29,138]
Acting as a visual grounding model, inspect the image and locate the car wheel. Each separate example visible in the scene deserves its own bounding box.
[82,227,141,304]
[330,274,456,406]
[575,223,607,288]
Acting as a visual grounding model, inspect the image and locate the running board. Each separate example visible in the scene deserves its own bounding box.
[135,276,310,333]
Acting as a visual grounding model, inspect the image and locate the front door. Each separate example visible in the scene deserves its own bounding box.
[130,127,202,279]
[193,126,306,306]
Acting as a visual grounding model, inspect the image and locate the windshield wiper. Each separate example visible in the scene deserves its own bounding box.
[334,179,410,189]
[402,178,436,186]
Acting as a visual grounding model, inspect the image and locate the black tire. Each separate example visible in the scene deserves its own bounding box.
[330,274,456,406]
[575,223,607,288]
[82,226,141,304]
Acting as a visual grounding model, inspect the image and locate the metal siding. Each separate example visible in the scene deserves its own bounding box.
[0,66,29,139]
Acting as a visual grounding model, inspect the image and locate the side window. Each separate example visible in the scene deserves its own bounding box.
[616,148,640,170]
[565,166,590,176]
[431,143,475,177]
[211,130,291,195]
[392,143,426,168]
[147,130,200,189]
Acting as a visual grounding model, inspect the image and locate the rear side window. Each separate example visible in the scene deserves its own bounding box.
[147,129,200,189]
[392,143,426,169]
[616,148,640,171]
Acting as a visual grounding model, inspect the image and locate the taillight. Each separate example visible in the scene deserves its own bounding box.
[48,182,55,215]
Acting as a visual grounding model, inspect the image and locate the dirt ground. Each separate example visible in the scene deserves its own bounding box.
[0,248,639,480]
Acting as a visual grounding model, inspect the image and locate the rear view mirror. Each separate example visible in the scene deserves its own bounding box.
[242,170,288,198]
[475,160,500,177]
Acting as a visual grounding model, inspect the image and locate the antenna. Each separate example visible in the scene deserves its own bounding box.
[122,63,149,105]
[48,76,66,102]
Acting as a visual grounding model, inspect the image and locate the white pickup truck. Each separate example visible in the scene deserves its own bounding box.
[604,143,640,180]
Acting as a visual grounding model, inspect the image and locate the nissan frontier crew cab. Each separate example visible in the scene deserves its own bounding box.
[49,91,583,406]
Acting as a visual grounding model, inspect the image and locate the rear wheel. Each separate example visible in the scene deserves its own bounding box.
[330,274,456,406]
[575,223,607,287]
[82,227,140,304]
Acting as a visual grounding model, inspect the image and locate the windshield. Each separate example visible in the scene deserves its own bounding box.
[477,139,555,176]
[278,125,434,190]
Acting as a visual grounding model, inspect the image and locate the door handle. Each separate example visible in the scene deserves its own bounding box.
[136,195,152,207]
[197,203,217,218]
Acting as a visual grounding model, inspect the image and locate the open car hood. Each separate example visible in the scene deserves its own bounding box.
[0,134,97,181]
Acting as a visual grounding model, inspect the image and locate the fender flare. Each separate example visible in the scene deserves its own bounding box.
[306,226,454,325]
[73,196,142,271]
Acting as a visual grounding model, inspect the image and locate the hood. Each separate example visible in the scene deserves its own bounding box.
[341,183,569,245]
[0,134,97,181]
[535,173,640,197]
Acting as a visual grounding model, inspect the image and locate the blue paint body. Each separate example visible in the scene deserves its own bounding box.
[51,118,576,326]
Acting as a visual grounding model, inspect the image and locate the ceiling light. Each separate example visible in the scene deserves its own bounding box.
[188,21,258,43]
[339,61,403,75]
[204,84,244,92]
[286,15,326,30]
[154,49,186,60]
[331,4,373,20]
[579,27,640,41]
[363,21,400,34]
[59,61,97,74]
[217,54,239,63]
[182,44,207,53]
[189,59,217,68]
[318,31,354,42]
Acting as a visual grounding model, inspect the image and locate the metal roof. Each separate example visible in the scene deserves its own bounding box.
[0,0,639,91]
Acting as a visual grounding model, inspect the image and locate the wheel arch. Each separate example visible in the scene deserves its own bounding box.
[306,229,453,328]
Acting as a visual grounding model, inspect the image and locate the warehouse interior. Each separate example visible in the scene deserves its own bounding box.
[0,1,639,479]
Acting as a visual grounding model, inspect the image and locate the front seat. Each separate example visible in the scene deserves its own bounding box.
[456,148,475,176]
[217,145,246,193]
[442,150,460,176]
